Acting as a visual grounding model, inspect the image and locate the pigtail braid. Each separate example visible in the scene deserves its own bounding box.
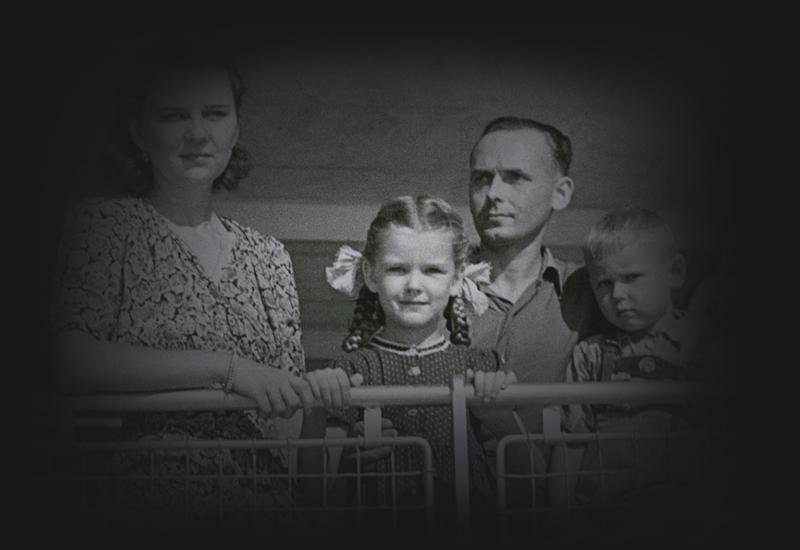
[444,295,471,346]
[342,285,385,352]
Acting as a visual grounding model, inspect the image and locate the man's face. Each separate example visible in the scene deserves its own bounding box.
[469,129,572,249]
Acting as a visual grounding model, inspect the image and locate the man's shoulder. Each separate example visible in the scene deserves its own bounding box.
[542,248,589,294]
[545,250,616,339]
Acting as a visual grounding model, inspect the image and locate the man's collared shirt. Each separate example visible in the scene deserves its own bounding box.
[469,247,604,436]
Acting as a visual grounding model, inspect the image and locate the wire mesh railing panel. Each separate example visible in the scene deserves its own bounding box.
[31,436,434,541]
[33,380,731,543]
[494,429,734,544]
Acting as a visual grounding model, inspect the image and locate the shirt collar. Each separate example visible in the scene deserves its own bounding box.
[616,306,687,347]
[477,246,566,301]
[540,247,564,297]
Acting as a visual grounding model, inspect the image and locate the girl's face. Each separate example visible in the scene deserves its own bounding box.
[130,66,240,190]
[364,225,464,344]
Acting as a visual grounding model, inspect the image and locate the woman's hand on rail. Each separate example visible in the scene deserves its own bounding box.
[304,367,352,409]
[232,357,315,419]
[468,369,518,402]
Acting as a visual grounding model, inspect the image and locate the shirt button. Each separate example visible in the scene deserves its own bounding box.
[407,409,418,416]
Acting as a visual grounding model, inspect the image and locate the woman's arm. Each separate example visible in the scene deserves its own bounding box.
[50,330,313,417]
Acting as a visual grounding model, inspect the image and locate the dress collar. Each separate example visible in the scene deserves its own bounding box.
[369,334,450,357]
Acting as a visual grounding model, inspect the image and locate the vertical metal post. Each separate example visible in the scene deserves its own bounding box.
[541,405,562,529]
[363,406,383,442]
[495,438,508,537]
[451,373,470,541]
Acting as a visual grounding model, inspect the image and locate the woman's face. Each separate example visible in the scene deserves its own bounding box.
[130,66,240,190]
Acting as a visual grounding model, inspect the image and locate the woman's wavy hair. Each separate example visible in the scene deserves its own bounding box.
[342,195,473,351]
[105,39,251,197]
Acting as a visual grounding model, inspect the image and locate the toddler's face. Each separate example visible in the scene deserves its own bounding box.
[364,226,463,343]
[588,240,684,336]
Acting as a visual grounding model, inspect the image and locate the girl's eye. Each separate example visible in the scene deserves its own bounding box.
[623,274,641,283]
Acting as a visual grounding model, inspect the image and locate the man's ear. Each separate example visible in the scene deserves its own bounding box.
[362,260,378,293]
[551,176,574,212]
[670,254,687,289]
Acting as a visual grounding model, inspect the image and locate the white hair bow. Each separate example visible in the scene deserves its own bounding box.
[461,261,492,315]
[324,245,492,315]
[324,245,365,299]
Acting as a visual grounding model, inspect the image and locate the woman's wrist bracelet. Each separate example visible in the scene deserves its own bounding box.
[223,352,238,394]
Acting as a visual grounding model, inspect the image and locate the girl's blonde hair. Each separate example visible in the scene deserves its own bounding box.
[342,195,471,351]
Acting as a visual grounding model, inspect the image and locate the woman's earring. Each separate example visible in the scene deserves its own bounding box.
[141,151,149,163]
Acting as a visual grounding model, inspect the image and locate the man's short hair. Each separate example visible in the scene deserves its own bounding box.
[479,116,573,176]
[583,207,678,265]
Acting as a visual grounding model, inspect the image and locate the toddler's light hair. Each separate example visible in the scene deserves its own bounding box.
[583,208,678,266]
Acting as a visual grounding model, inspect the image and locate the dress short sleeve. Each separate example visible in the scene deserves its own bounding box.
[49,199,129,340]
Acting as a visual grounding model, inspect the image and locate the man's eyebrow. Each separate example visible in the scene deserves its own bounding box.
[154,103,233,111]
[499,168,532,180]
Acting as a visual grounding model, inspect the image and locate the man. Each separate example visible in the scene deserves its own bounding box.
[467,116,606,484]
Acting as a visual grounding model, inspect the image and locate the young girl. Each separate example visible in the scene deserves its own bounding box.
[301,195,514,537]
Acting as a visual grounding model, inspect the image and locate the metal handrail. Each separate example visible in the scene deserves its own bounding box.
[33,379,727,542]
[32,381,724,412]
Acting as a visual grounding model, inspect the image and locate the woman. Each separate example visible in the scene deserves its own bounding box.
[48,40,343,533]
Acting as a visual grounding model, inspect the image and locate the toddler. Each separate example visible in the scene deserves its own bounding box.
[549,208,724,537]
